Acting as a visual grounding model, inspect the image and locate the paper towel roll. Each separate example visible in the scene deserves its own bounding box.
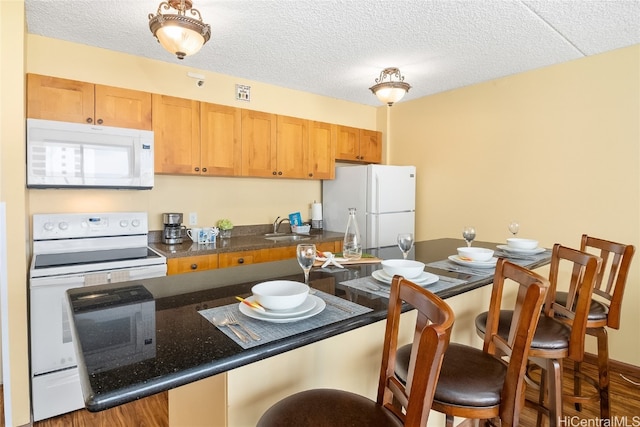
[311,202,323,220]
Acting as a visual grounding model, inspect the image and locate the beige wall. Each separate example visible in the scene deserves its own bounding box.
[389,44,640,365]
[1,0,31,426]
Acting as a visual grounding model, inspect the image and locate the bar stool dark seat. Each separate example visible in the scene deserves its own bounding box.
[559,235,635,419]
[475,244,601,427]
[257,275,455,427]
[395,259,550,427]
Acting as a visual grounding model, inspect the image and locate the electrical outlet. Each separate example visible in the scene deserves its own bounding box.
[236,84,251,102]
[189,212,197,225]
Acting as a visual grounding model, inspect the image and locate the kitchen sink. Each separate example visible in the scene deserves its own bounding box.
[264,234,311,242]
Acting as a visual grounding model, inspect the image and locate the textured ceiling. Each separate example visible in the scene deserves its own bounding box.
[25,0,640,106]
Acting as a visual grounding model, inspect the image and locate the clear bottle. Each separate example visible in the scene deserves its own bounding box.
[343,207,362,260]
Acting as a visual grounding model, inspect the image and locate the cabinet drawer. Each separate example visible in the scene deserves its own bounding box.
[219,249,269,268]
[167,254,218,275]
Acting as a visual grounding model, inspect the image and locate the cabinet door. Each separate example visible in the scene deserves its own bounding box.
[153,94,201,175]
[27,74,94,124]
[201,103,242,176]
[267,246,298,262]
[308,121,336,179]
[95,85,152,130]
[359,129,382,164]
[219,249,269,268]
[276,115,308,178]
[241,110,277,177]
[167,254,218,275]
[335,125,360,161]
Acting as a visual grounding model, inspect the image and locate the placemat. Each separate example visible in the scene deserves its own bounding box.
[198,290,372,349]
[425,259,496,276]
[338,275,468,298]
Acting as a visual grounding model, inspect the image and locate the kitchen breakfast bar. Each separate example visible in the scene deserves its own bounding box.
[66,238,551,426]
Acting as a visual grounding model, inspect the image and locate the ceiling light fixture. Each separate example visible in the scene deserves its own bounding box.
[149,0,211,60]
[369,67,411,106]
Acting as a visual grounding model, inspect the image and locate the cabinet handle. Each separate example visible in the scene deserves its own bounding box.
[86,118,93,124]
[272,171,277,175]
[191,263,198,270]
[278,171,283,176]
[308,173,313,177]
[194,167,200,172]
[238,258,244,264]
[202,167,207,172]
[97,118,103,125]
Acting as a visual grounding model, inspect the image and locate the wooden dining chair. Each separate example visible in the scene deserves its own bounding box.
[475,244,601,427]
[558,235,635,419]
[257,275,455,427]
[395,259,550,427]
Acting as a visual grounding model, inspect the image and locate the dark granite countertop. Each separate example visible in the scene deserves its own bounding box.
[148,225,344,258]
[67,238,551,412]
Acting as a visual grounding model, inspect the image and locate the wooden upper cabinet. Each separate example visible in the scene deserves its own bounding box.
[27,74,151,130]
[359,129,382,164]
[335,125,382,164]
[276,115,308,178]
[152,94,201,175]
[335,125,360,161]
[201,103,242,176]
[241,110,277,177]
[308,121,336,179]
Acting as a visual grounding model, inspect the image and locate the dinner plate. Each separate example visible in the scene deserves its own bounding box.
[496,245,546,255]
[238,295,326,323]
[243,295,316,318]
[448,255,498,268]
[371,270,439,286]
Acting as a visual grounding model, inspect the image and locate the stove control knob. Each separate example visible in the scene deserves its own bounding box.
[44,222,54,231]
[58,222,69,230]
[131,219,141,228]
[120,220,129,228]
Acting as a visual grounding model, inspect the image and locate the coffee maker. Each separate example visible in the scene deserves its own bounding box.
[162,213,186,244]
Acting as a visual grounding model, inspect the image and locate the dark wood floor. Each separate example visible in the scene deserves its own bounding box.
[2,358,637,426]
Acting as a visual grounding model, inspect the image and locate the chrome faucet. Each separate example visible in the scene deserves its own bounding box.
[273,217,291,233]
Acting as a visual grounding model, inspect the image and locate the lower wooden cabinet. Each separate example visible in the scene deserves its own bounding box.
[219,249,270,268]
[167,254,219,275]
[168,241,343,274]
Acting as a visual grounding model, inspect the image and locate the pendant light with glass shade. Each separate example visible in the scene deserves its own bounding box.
[369,67,411,106]
[149,0,211,60]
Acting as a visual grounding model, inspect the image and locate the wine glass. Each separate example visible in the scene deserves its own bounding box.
[296,243,316,285]
[397,233,414,259]
[462,226,476,247]
[508,221,520,237]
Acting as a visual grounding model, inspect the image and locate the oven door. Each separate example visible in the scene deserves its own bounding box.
[30,275,85,375]
[29,264,166,375]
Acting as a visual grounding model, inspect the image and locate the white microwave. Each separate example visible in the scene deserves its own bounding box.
[27,118,154,189]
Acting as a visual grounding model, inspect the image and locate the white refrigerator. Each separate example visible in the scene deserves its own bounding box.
[322,165,416,249]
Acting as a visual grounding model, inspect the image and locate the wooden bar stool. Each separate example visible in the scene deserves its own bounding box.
[395,259,550,427]
[257,275,455,427]
[558,235,635,419]
[475,244,601,427]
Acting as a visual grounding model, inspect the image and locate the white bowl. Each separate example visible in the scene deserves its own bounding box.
[381,259,425,279]
[252,280,309,311]
[457,247,494,262]
[506,238,539,250]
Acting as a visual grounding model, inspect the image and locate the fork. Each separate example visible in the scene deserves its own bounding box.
[225,311,260,341]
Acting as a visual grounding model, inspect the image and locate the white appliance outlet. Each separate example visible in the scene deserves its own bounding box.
[189,212,197,225]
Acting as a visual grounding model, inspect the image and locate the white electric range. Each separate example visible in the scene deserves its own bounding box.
[29,212,166,421]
